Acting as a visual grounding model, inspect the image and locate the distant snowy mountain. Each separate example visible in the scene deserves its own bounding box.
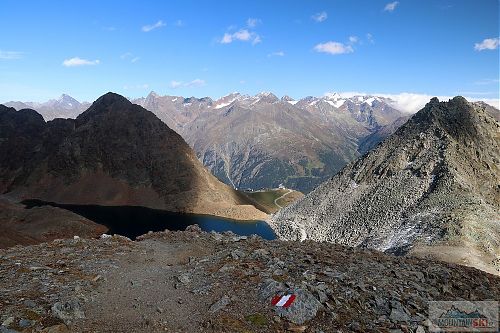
[4,94,90,120]
[175,91,405,192]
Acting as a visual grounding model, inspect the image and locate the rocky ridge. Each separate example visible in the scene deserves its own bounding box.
[1,228,498,332]
[270,97,500,274]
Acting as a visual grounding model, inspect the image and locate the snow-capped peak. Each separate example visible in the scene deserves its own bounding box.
[257,91,274,98]
[254,92,279,103]
[214,92,242,109]
[218,92,241,100]
[56,94,80,108]
[324,92,342,100]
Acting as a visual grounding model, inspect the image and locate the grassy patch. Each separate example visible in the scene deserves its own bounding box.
[245,313,268,326]
[245,189,302,213]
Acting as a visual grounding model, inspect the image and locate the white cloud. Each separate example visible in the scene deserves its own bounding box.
[185,79,206,88]
[233,29,252,41]
[349,36,359,44]
[384,1,399,12]
[142,20,166,32]
[121,52,140,63]
[120,52,132,59]
[175,20,184,27]
[268,51,285,57]
[62,57,100,67]
[366,33,375,44]
[314,41,354,55]
[474,37,500,51]
[0,50,24,60]
[169,81,182,89]
[312,11,328,22]
[326,91,500,112]
[170,79,206,89]
[247,18,261,28]
[219,29,261,45]
[221,33,233,44]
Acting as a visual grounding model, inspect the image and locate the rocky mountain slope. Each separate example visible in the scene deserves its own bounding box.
[4,94,90,120]
[133,91,213,133]
[0,93,267,221]
[1,228,498,332]
[181,92,405,193]
[270,97,500,274]
[357,115,411,154]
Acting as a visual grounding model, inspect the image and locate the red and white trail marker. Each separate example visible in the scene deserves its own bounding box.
[271,294,296,308]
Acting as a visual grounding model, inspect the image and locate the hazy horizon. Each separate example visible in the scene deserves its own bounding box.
[3,90,499,114]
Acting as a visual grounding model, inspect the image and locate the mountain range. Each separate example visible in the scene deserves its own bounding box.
[4,94,90,120]
[6,92,408,193]
[0,93,267,224]
[135,91,406,192]
[270,97,500,274]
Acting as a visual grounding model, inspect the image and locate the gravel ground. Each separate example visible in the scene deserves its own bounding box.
[1,228,499,332]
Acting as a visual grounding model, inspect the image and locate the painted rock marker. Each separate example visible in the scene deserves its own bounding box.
[271,294,296,308]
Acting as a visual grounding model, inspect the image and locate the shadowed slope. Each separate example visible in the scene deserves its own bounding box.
[0,93,267,221]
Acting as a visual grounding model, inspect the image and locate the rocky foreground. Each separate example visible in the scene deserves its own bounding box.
[1,228,498,333]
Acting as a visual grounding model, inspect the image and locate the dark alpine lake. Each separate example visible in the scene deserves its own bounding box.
[22,199,276,240]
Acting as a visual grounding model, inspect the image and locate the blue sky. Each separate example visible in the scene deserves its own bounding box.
[0,0,498,105]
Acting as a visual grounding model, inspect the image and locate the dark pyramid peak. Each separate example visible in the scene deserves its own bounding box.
[76,92,135,124]
[92,92,131,107]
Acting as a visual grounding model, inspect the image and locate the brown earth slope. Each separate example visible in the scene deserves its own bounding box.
[0,93,267,221]
[0,197,107,249]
